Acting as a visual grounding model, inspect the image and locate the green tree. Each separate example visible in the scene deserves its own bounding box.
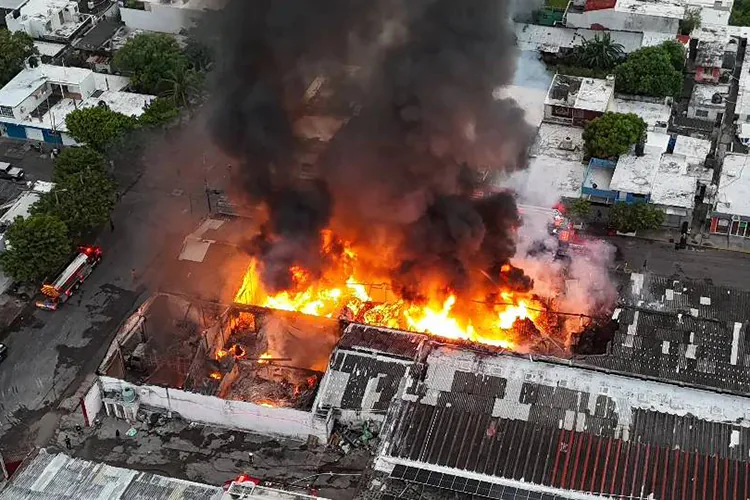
[0,29,36,86]
[609,202,665,232]
[615,45,683,97]
[52,147,107,182]
[565,198,592,221]
[160,65,202,109]
[731,0,750,25]
[0,214,70,283]
[33,170,116,237]
[660,40,687,70]
[184,35,213,73]
[680,8,701,35]
[139,98,179,127]
[65,105,138,152]
[573,33,625,70]
[583,112,647,159]
[113,33,188,94]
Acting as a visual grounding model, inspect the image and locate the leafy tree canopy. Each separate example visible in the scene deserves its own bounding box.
[609,202,665,233]
[0,214,70,283]
[34,169,116,238]
[65,106,138,152]
[680,8,701,35]
[731,0,750,25]
[660,40,687,71]
[52,147,107,183]
[113,33,188,94]
[614,45,683,97]
[0,29,36,86]
[583,112,647,159]
[564,198,592,220]
[572,33,625,70]
[139,97,179,127]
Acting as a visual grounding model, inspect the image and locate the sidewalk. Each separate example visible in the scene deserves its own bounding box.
[620,228,750,254]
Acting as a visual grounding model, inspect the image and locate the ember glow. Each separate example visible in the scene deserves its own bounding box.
[235,231,548,349]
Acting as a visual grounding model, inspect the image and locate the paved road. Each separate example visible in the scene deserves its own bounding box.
[609,236,750,289]
[0,121,229,453]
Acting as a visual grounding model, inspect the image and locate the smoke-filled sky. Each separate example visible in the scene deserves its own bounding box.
[204,0,536,296]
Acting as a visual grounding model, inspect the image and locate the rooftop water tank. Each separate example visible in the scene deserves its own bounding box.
[122,386,136,404]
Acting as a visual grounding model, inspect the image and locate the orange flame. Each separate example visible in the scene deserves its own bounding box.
[234,231,546,348]
[257,352,272,364]
[255,399,276,408]
[209,371,223,380]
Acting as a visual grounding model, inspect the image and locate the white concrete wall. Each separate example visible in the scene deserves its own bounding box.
[120,4,202,34]
[99,376,330,442]
[687,104,721,122]
[566,9,679,34]
[14,84,51,120]
[82,381,103,426]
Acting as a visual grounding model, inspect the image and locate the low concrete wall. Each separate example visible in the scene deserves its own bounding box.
[99,375,330,442]
[81,381,102,426]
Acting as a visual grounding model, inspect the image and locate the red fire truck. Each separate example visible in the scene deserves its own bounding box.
[36,246,103,311]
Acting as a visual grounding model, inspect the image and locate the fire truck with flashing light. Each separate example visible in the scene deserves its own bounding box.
[36,246,102,311]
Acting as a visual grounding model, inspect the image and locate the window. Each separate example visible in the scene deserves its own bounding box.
[552,106,571,117]
[695,109,709,118]
[0,106,13,118]
[715,218,730,234]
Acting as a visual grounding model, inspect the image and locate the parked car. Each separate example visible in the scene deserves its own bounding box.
[0,343,7,362]
[0,162,24,181]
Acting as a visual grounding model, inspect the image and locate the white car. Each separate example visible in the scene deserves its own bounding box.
[0,162,24,181]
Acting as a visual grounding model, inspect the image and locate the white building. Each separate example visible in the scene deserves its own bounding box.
[5,0,91,42]
[0,63,154,145]
[613,96,671,132]
[688,83,729,122]
[117,0,226,34]
[511,123,586,206]
[710,153,750,237]
[543,74,615,127]
[566,0,682,34]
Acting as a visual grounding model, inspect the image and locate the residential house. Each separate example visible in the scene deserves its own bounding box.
[613,96,671,132]
[0,63,154,145]
[515,123,587,206]
[693,27,738,84]
[565,0,682,34]
[117,0,225,34]
[709,153,750,238]
[543,74,615,127]
[600,132,705,227]
[5,0,91,42]
[688,83,729,122]
[514,22,644,61]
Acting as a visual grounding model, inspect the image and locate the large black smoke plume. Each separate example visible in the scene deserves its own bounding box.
[206,0,536,295]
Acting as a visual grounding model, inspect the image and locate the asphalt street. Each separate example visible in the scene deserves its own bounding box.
[610,236,750,290]
[0,120,227,454]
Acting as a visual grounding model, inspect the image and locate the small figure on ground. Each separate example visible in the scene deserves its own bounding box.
[64,436,71,449]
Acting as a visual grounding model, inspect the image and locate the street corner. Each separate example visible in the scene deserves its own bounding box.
[0,138,55,183]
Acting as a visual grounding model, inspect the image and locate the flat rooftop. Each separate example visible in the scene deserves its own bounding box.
[650,155,696,209]
[520,156,585,205]
[690,83,730,108]
[673,134,711,166]
[0,449,222,500]
[544,74,613,113]
[514,23,644,54]
[615,0,685,18]
[715,153,750,217]
[529,123,584,162]
[613,98,670,131]
[610,152,659,195]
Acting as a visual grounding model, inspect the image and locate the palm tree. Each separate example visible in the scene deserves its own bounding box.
[573,33,625,70]
[160,64,202,110]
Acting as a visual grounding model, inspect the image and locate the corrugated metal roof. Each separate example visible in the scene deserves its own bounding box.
[0,449,223,500]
